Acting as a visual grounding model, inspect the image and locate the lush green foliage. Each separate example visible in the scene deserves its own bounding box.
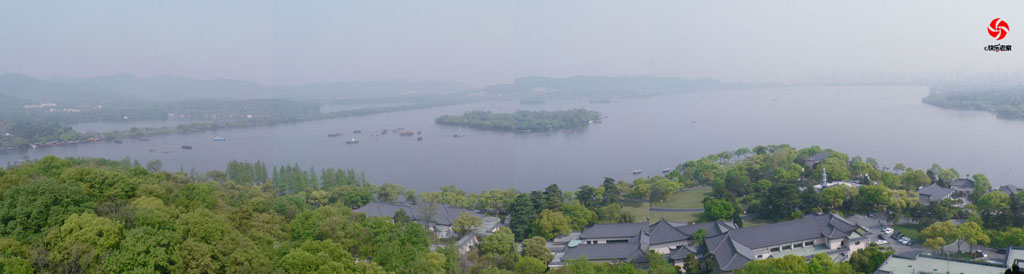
[435,109,601,132]
[0,156,442,273]
[923,87,1024,119]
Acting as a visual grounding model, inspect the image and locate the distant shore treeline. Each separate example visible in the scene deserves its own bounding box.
[923,86,1024,119]
[435,109,602,132]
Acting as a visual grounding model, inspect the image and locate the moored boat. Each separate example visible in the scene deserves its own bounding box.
[632,169,643,175]
[662,168,671,173]
[213,137,226,141]
[417,136,423,141]
[182,145,193,149]
[346,138,359,144]
[353,130,362,134]
[328,133,342,137]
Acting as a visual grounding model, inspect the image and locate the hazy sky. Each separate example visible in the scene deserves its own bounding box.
[1,0,1022,86]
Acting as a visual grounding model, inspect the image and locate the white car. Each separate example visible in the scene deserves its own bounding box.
[882,227,894,234]
[875,240,888,245]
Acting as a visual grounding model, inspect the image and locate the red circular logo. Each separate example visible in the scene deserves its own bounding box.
[989,18,1009,40]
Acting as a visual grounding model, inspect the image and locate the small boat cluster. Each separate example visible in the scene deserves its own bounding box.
[335,128,428,144]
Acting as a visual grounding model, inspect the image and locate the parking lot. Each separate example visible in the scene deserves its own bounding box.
[843,214,1006,264]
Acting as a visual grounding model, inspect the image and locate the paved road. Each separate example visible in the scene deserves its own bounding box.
[649,208,703,212]
[844,214,1006,262]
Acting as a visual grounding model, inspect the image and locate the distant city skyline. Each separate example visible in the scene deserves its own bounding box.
[1,1,1022,87]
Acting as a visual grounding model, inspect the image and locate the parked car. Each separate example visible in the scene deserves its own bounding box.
[974,250,988,258]
[882,227,894,234]
[878,234,886,240]
[875,240,888,245]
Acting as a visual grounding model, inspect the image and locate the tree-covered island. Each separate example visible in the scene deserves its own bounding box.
[922,86,1024,119]
[434,109,601,132]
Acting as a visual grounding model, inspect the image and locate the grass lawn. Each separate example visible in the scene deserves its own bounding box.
[741,217,773,227]
[648,211,701,224]
[652,187,711,209]
[892,224,921,241]
[620,202,703,224]
[620,202,650,221]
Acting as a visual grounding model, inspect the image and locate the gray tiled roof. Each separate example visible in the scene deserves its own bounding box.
[675,220,737,237]
[579,222,649,239]
[649,219,738,245]
[668,243,703,260]
[722,213,859,248]
[649,219,689,245]
[705,234,755,271]
[950,178,974,189]
[561,242,645,261]
[702,214,864,272]
[917,184,954,203]
[1000,185,1022,196]
[354,202,482,226]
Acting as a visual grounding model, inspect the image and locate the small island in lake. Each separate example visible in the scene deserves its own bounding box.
[435,108,602,132]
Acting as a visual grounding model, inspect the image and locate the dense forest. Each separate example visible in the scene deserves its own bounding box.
[3,144,1024,273]
[435,109,602,132]
[922,86,1024,119]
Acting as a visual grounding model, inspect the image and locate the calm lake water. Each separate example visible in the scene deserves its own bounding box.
[4,86,1023,192]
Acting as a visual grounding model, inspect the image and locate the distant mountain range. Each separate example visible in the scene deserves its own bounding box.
[461,75,744,99]
[0,73,470,103]
[0,74,743,105]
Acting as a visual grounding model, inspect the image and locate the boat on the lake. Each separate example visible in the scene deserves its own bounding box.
[417,136,423,141]
[213,137,226,141]
[453,133,465,138]
[148,149,155,152]
[346,138,359,144]
[353,130,362,134]
[632,169,643,175]
[328,133,342,137]
[114,140,123,144]
[162,150,172,153]
[399,130,414,136]
[381,130,388,134]
[139,138,150,141]
[662,168,671,173]
[417,131,422,135]
[181,145,193,149]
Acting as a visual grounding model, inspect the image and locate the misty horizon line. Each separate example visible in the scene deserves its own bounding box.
[2,72,746,89]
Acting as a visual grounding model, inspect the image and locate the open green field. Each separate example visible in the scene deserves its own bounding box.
[648,211,701,224]
[741,217,773,227]
[621,202,650,221]
[621,202,703,224]
[652,187,711,209]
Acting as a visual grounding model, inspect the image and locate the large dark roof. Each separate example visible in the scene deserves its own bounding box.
[648,219,689,245]
[579,222,649,239]
[705,234,755,271]
[668,243,703,260]
[950,178,974,188]
[561,242,646,261]
[1001,185,1022,196]
[354,202,482,226]
[720,214,860,248]
[917,184,954,203]
[675,220,737,237]
[702,214,865,272]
